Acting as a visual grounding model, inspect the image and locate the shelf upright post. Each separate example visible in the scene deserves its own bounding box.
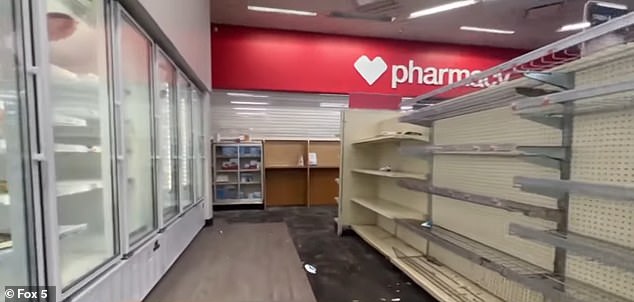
[425,124,435,256]
[554,97,575,281]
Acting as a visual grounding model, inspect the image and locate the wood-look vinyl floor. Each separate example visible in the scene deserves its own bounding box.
[144,221,316,302]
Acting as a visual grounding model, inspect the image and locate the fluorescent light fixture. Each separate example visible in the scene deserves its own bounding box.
[230,101,269,105]
[595,1,628,10]
[557,21,591,32]
[408,0,477,19]
[247,5,317,16]
[227,92,269,98]
[232,107,267,111]
[236,112,267,116]
[460,26,515,35]
[320,102,348,108]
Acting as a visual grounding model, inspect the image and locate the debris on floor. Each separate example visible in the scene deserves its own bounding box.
[304,263,318,274]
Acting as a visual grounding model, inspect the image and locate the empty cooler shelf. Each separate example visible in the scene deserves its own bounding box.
[351,197,425,220]
[398,179,562,222]
[351,225,422,258]
[514,176,634,201]
[57,180,103,197]
[353,134,428,145]
[59,224,88,239]
[395,219,631,302]
[352,169,427,181]
[509,223,634,273]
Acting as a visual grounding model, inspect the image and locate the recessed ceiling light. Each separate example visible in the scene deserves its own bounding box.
[595,1,628,10]
[408,0,478,19]
[226,92,269,98]
[557,21,591,32]
[247,6,317,16]
[320,102,348,108]
[230,101,269,105]
[232,107,267,111]
[460,26,515,35]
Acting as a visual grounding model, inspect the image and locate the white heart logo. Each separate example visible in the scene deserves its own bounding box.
[354,55,388,86]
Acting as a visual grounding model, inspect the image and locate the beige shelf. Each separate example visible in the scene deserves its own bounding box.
[353,134,428,145]
[265,165,307,169]
[351,197,424,220]
[352,169,426,181]
[391,256,503,302]
[352,225,422,258]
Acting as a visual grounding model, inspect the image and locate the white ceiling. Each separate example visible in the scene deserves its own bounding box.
[210,0,634,49]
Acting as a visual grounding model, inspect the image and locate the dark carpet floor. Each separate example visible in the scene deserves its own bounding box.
[215,206,437,302]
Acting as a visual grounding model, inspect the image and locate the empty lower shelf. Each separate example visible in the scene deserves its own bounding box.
[510,223,634,273]
[352,169,426,181]
[391,251,503,302]
[215,199,263,205]
[351,197,424,220]
[396,219,630,302]
[353,134,428,145]
[351,225,422,258]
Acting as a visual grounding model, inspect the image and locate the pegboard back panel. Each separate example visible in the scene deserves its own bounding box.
[428,243,544,302]
[576,47,634,87]
[434,155,560,209]
[433,107,562,146]
[566,255,634,301]
[565,53,634,300]
[432,195,556,270]
[378,180,428,214]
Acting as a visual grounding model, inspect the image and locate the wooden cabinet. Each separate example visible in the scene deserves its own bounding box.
[263,139,340,207]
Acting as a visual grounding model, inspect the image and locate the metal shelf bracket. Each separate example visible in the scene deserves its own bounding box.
[523,72,575,90]
[509,223,634,273]
[398,179,563,222]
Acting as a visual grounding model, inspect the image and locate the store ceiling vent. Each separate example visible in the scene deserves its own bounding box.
[329,0,400,22]
[524,0,565,20]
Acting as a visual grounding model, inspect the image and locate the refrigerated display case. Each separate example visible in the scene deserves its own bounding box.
[47,0,117,289]
[0,0,209,299]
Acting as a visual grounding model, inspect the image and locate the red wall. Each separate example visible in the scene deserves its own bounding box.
[211,25,524,98]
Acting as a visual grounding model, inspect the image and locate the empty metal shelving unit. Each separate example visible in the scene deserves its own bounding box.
[338,12,634,302]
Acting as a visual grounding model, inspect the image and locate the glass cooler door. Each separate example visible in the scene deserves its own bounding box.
[156,52,179,222]
[47,0,117,289]
[118,14,155,245]
[0,0,37,296]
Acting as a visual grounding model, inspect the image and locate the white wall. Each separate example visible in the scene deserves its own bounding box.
[138,0,211,89]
